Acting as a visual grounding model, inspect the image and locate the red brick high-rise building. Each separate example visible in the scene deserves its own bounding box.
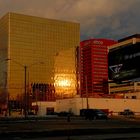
[80,39,117,97]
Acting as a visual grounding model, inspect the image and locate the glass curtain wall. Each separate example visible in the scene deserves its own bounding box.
[0,13,80,104]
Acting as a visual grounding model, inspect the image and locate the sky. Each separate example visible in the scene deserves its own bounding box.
[0,0,139,41]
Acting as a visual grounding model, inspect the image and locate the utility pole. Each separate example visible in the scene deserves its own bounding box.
[5,59,44,118]
[85,75,89,109]
[24,65,27,118]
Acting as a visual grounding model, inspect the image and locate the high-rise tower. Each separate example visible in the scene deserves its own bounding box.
[80,39,116,97]
[0,13,80,110]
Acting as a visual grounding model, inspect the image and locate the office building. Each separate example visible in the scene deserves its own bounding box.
[108,34,140,98]
[0,12,80,112]
[80,39,116,97]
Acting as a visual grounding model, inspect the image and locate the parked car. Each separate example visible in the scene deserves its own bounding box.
[46,112,58,118]
[28,111,35,115]
[80,109,108,120]
[57,111,73,116]
[119,109,135,116]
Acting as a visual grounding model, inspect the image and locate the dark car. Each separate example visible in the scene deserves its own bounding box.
[119,109,135,117]
[81,109,108,120]
[57,111,73,116]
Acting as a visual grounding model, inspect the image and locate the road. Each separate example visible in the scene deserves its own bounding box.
[8,133,140,140]
[0,116,140,139]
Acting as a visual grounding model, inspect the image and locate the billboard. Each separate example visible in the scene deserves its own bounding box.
[108,42,140,82]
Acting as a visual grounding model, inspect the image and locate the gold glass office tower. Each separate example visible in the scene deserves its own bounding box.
[0,13,80,109]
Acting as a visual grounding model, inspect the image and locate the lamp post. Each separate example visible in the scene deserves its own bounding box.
[24,65,27,118]
[6,59,43,118]
[85,75,89,109]
[6,59,28,118]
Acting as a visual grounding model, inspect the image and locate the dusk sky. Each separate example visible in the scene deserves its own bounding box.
[0,0,139,41]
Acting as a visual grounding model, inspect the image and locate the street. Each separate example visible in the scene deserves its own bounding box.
[0,116,140,139]
[9,133,140,140]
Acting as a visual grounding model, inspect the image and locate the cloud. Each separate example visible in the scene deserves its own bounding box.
[0,0,140,41]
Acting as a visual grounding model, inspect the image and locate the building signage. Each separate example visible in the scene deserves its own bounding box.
[108,43,140,82]
[82,39,104,46]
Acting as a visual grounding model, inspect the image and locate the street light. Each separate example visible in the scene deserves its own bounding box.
[24,65,27,118]
[6,58,43,118]
[85,75,89,109]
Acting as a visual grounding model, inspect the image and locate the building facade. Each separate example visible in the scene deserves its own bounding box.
[108,34,140,98]
[0,12,80,112]
[80,39,116,97]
